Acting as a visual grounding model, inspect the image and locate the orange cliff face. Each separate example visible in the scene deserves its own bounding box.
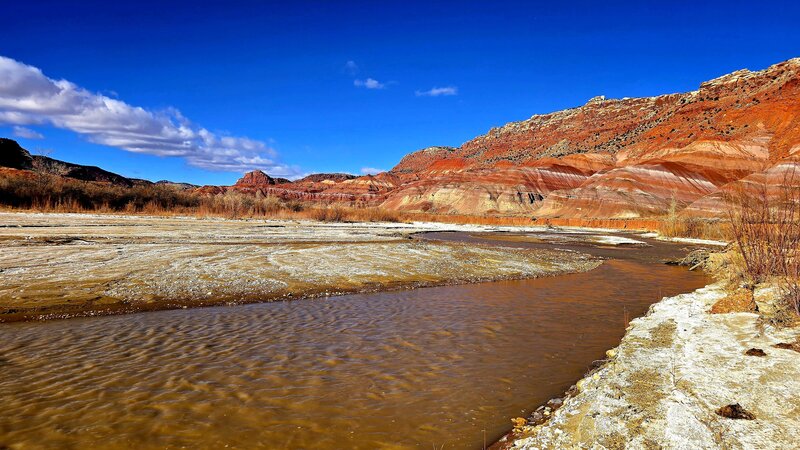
[194,57,800,220]
[376,57,800,219]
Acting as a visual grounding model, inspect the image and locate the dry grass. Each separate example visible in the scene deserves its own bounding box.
[658,197,728,240]
[0,170,401,223]
[710,288,757,314]
[302,205,402,223]
[0,171,201,212]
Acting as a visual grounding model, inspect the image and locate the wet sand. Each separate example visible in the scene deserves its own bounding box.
[0,212,600,322]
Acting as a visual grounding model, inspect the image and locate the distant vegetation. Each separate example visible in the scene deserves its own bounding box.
[0,170,401,222]
[658,198,727,241]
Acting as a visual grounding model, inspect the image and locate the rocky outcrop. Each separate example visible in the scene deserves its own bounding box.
[392,146,458,173]
[536,161,723,219]
[0,138,137,186]
[382,165,589,215]
[683,161,800,217]
[31,155,135,186]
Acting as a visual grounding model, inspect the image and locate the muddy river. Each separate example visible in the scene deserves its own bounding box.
[0,231,709,449]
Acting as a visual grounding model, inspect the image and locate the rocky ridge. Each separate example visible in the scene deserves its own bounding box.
[379,57,800,218]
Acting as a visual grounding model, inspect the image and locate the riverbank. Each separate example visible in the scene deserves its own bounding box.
[0,212,606,322]
[495,280,800,449]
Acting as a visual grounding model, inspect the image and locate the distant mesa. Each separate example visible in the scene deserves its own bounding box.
[155,180,199,190]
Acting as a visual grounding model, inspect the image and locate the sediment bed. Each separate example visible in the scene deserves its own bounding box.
[0,212,601,321]
[502,283,800,449]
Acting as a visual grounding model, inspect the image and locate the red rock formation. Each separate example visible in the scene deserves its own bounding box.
[379,57,800,218]
[205,57,799,220]
[234,170,289,187]
[683,161,800,218]
[382,164,589,215]
[536,161,722,219]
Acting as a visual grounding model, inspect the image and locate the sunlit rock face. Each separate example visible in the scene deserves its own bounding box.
[373,57,800,218]
[536,162,722,219]
[381,165,589,215]
[234,170,289,187]
[682,160,800,218]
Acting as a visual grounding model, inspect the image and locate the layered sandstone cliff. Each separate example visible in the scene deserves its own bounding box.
[379,57,800,218]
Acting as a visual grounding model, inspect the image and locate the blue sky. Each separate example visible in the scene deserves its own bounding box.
[1,1,799,185]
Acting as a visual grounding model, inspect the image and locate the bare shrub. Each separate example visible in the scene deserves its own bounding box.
[284,200,304,212]
[726,165,800,317]
[782,282,800,317]
[305,205,345,222]
[660,197,683,237]
[346,207,401,223]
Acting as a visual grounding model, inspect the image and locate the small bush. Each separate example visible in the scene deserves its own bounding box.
[781,282,800,317]
[726,166,800,318]
[346,207,401,223]
[658,204,725,240]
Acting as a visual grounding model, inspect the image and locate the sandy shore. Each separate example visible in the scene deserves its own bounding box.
[497,282,800,449]
[0,212,603,321]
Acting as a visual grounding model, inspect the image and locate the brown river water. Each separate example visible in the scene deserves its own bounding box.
[0,231,709,449]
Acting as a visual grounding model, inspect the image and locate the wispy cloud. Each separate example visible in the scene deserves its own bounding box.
[12,125,44,139]
[344,60,359,75]
[354,78,386,90]
[360,167,385,175]
[415,86,458,97]
[0,56,300,176]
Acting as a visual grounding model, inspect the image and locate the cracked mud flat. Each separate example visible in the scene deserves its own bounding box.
[503,283,800,450]
[0,212,601,321]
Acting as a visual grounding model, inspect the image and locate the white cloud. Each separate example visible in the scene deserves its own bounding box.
[12,125,44,139]
[354,78,385,89]
[360,167,385,175]
[344,60,359,75]
[0,55,300,176]
[415,86,458,97]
